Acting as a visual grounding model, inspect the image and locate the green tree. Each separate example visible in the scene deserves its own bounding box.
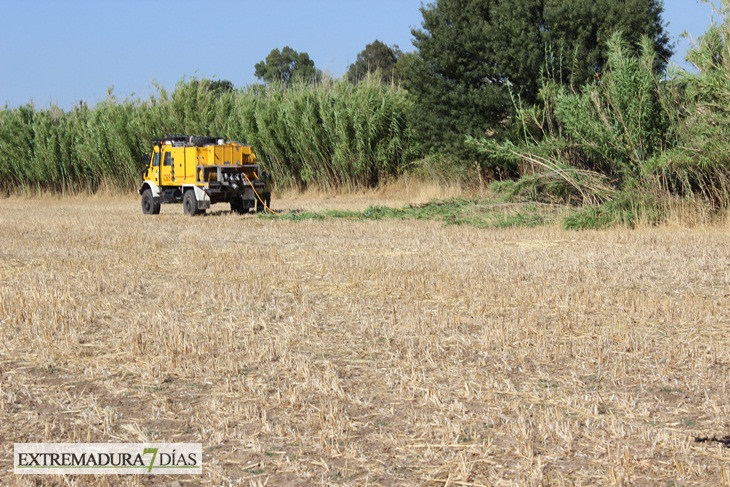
[346,40,403,84]
[543,0,671,88]
[404,0,513,154]
[206,79,234,95]
[405,0,672,155]
[254,46,321,84]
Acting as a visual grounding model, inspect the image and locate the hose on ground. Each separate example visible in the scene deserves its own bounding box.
[243,173,279,216]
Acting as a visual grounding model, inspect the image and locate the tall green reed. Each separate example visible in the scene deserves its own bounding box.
[0,76,419,194]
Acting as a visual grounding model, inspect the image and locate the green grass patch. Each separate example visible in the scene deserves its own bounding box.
[265,191,677,230]
[266,197,561,229]
[562,192,665,230]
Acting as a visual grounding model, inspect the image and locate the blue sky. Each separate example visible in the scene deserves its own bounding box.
[0,0,719,109]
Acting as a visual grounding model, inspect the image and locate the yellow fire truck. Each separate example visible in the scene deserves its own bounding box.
[138,135,266,215]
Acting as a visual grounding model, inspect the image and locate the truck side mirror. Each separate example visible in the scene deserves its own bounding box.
[141,153,150,175]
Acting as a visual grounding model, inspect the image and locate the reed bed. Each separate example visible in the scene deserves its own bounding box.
[0,196,728,486]
[0,77,418,195]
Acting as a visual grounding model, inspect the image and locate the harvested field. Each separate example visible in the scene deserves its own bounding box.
[1,195,729,486]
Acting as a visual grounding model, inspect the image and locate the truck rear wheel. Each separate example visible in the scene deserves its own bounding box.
[183,190,201,216]
[230,196,251,214]
[141,188,160,215]
[231,197,242,214]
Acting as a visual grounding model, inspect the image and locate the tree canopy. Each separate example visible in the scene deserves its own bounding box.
[543,0,671,87]
[254,46,321,84]
[346,40,403,84]
[206,79,234,95]
[404,0,672,153]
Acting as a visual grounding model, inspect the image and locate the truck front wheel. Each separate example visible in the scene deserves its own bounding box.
[183,190,201,216]
[141,188,160,215]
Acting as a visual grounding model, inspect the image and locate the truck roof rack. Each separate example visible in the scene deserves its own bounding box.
[151,135,223,146]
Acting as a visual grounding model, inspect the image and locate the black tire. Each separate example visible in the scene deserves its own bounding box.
[188,136,218,146]
[141,188,160,215]
[230,197,245,214]
[183,190,200,216]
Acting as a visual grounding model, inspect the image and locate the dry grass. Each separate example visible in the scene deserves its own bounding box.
[1,193,729,486]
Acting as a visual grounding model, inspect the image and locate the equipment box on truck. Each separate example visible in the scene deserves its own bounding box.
[139,135,267,215]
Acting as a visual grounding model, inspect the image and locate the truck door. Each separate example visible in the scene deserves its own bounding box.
[150,150,161,186]
[161,151,173,186]
[176,150,186,184]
